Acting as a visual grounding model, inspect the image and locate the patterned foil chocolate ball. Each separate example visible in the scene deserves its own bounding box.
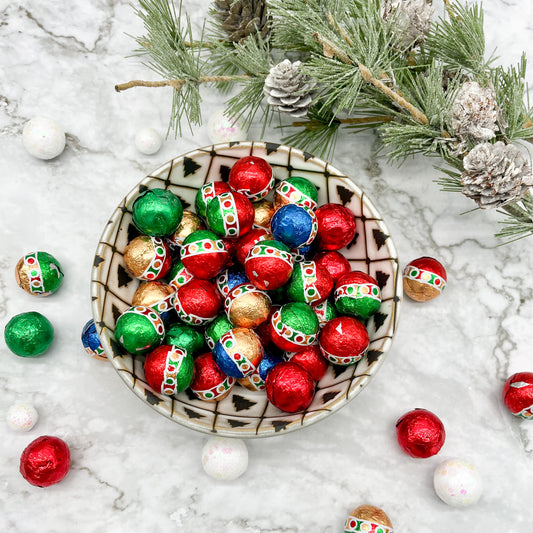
[274,176,318,211]
[285,345,329,382]
[180,230,228,279]
[313,299,338,327]
[81,319,107,361]
[4,312,54,357]
[114,305,165,354]
[195,181,231,219]
[334,271,381,319]
[224,283,272,328]
[15,251,64,296]
[124,235,172,281]
[253,199,275,229]
[165,323,205,357]
[213,327,264,378]
[403,257,447,302]
[132,280,175,322]
[144,345,194,395]
[314,250,351,284]
[344,505,394,533]
[265,361,315,413]
[315,203,357,250]
[502,372,533,419]
[287,261,334,305]
[206,191,254,239]
[319,316,369,365]
[270,204,318,249]
[239,347,284,392]
[235,227,272,265]
[190,352,236,401]
[166,260,194,292]
[433,458,482,507]
[174,279,222,326]
[396,408,446,458]
[167,210,205,248]
[205,314,234,350]
[270,302,319,352]
[132,188,183,236]
[216,266,249,298]
[244,240,293,291]
[228,155,274,201]
[20,436,70,487]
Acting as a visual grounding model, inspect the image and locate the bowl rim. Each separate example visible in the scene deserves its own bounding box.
[91,141,402,438]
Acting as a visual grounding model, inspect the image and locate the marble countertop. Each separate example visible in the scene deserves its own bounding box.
[1,1,533,531]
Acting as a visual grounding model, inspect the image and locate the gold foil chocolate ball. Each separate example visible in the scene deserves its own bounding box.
[225,284,272,328]
[253,199,275,230]
[169,210,205,247]
[123,235,171,280]
[345,505,393,532]
[132,281,175,315]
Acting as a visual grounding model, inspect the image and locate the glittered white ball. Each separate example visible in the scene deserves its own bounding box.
[22,116,66,160]
[207,109,246,144]
[6,403,39,432]
[201,437,248,480]
[433,458,482,507]
[135,128,163,155]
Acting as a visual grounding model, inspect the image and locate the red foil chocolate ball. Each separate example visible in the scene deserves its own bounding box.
[319,316,369,365]
[314,250,351,283]
[228,155,274,201]
[174,279,222,326]
[265,361,315,413]
[20,436,71,487]
[285,345,329,381]
[403,256,447,302]
[396,408,446,458]
[315,203,357,250]
[503,372,533,419]
[190,352,235,401]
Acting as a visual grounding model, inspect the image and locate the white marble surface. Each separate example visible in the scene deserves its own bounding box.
[1,1,533,531]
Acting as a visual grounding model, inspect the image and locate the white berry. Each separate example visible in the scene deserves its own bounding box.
[22,116,66,160]
[207,109,246,144]
[433,458,482,507]
[6,403,39,432]
[135,128,163,155]
[201,437,248,480]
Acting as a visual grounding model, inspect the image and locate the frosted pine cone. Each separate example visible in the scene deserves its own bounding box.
[452,81,500,143]
[213,0,269,43]
[263,60,315,118]
[383,0,433,48]
[461,141,533,208]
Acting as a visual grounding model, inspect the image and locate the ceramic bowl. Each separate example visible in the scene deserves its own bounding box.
[91,141,401,437]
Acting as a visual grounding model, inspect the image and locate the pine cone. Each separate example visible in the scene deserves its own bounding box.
[461,141,533,208]
[383,0,433,48]
[263,60,315,118]
[213,0,269,43]
[452,81,500,143]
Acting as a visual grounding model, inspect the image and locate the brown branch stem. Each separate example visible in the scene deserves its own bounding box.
[292,116,392,128]
[115,75,251,93]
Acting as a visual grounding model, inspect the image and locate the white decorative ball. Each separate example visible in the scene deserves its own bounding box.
[207,109,246,144]
[433,458,482,507]
[135,128,163,155]
[6,403,39,432]
[22,116,66,160]
[201,437,248,480]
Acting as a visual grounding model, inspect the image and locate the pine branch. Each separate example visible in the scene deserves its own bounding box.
[115,75,251,92]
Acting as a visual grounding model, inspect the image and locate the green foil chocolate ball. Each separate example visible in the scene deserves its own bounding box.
[114,306,165,354]
[4,312,54,357]
[274,176,319,211]
[205,314,234,350]
[270,302,319,352]
[132,188,183,236]
[334,271,381,319]
[15,251,64,296]
[165,323,205,357]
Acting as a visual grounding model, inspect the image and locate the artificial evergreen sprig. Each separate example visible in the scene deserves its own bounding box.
[115,0,533,242]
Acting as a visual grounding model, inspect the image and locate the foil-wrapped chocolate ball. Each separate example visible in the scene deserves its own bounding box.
[132,280,175,321]
[344,505,394,533]
[205,314,234,350]
[20,436,70,487]
[403,256,447,302]
[166,260,194,292]
[274,176,318,211]
[132,188,183,236]
[315,203,357,250]
[253,199,275,230]
[213,327,264,378]
[314,250,351,284]
[81,318,107,361]
[114,305,165,354]
[124,235,172,281]
[319,316,369,365]
[312,299,338,327]
[144,345,194,395]
[195,181,231,219]
[167,210,205,248]
[239,347,284,392]
[190,352,236,401]
[265,361,315,413]
[235,227,272,265]
[502,372,533,419]
[244,240,293,291]
[285,345,329,382]
[270,204,318,249]
[270,302,319,352]
[334,271,381,319]
[224,283,272,328]
[174,279,222,326]
[15,251,64,296]
[206,191,254,239]
[4,312,54,357]
[287,261,334,305]
[180,230,228,279]
[165,323,205,357]
[216,266,249,298]
[228,155,274,201]
[396,408,446,458]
